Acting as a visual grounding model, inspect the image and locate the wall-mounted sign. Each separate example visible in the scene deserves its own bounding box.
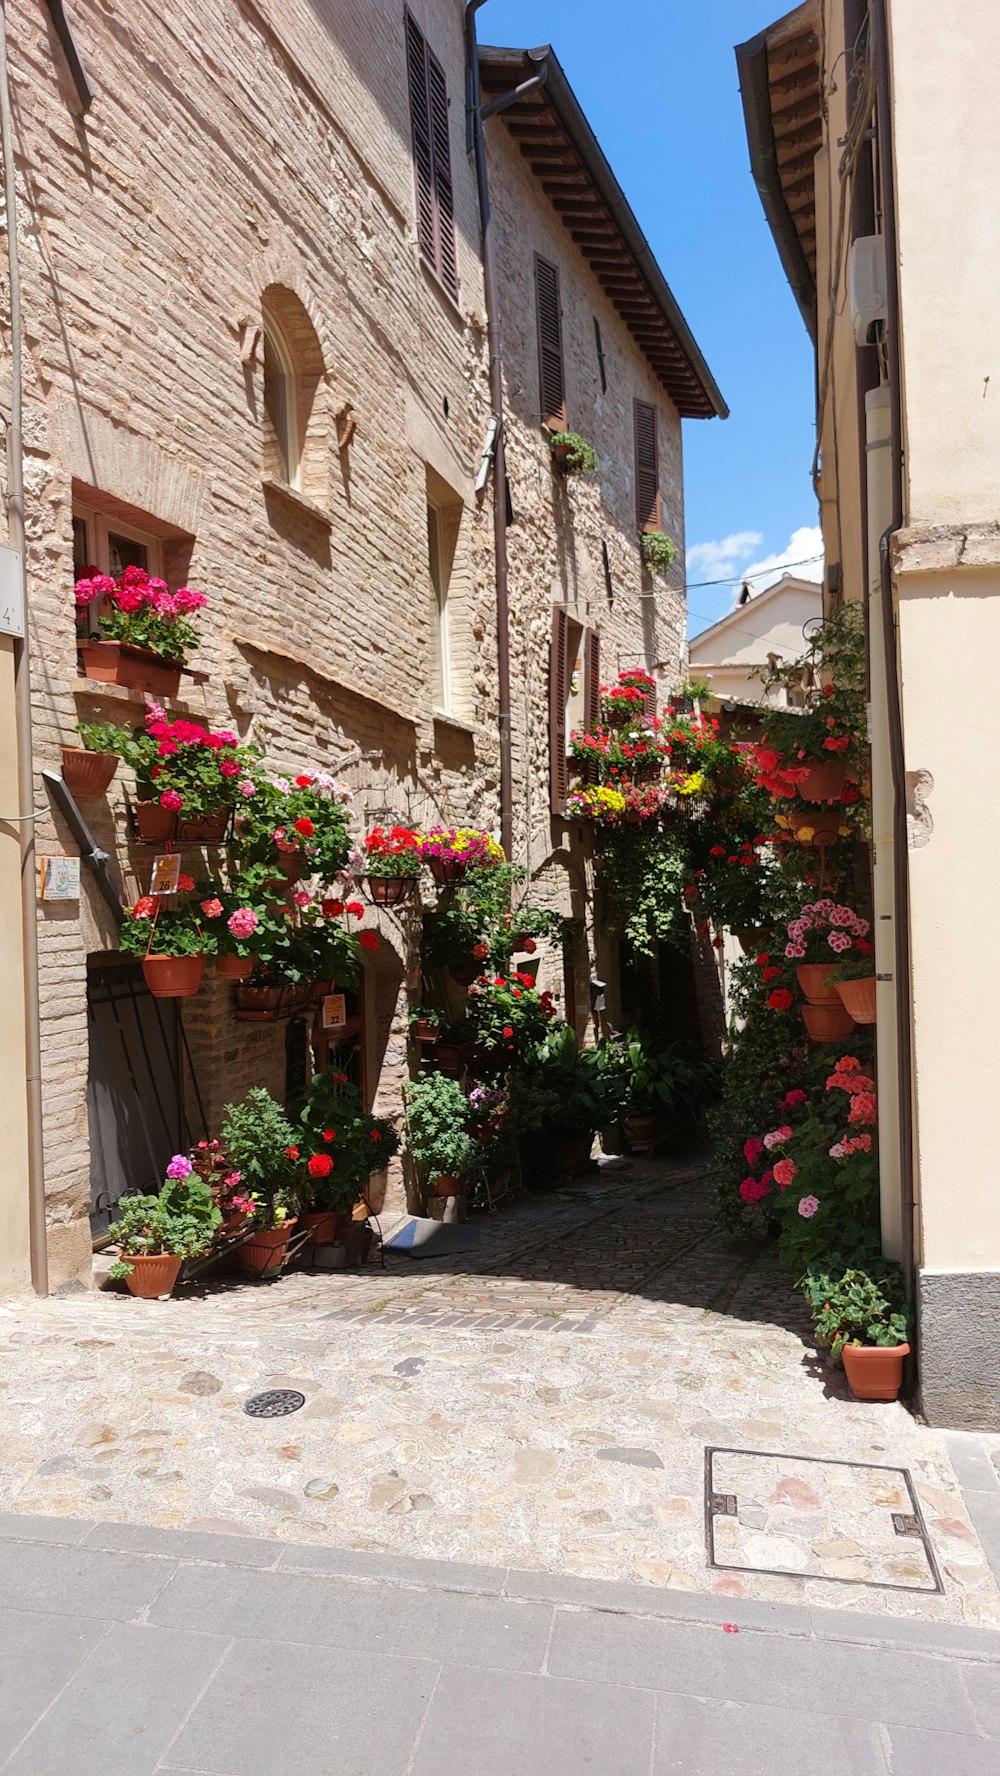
[149,854,181,895]
[39,855,80,901]
[322,993,347,1031]
[0,545,24,639]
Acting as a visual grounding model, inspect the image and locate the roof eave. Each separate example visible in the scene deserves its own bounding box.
[735,9,820,342]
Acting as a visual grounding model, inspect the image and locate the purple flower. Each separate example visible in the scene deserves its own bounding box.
[166,1154,193,1180]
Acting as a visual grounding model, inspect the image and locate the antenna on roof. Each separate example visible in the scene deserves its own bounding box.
[737,580,752,604]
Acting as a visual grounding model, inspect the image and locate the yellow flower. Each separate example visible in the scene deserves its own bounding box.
[678,771,704,797]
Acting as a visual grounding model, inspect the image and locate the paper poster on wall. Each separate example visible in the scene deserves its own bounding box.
[149,853,182,896]
[38,855,80,901]
[322,993,347,1031]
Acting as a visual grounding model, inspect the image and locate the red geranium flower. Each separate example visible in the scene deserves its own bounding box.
[762,966,781,982]
[473,943,489,959]
[523,938,537,954]
[177,874,195,893]
[295,774,313,787]
[284,1145,299,1160]
[133,896,156,918]
[502,1025,514,1038]
[767,988,794,1011]
[294,817,314,837]
[322,899,345,917]
[322,1129,335,1142]
[307,1153,334,1178]
[345,902,364,919]
[359,930,379,951]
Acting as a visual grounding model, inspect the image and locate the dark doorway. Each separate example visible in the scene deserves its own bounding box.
[86,957,186,1236]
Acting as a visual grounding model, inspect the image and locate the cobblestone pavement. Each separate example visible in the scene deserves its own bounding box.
[2,1153,998,1631]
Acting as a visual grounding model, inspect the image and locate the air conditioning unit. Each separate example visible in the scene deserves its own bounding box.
[849,235,887,346]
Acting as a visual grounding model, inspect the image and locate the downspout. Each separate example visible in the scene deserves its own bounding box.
[0,0,47,1294]
[870,0,915,1305]
[464,5,548,861]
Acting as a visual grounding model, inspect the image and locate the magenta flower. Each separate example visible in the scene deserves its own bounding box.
[159,789,183,811]
[228,907,258,939]
[165,1154,193,1180]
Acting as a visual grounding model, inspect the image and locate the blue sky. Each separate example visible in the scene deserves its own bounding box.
[484,0,822,633]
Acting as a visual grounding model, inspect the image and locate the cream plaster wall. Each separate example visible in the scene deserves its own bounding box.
[0,639,31,1293]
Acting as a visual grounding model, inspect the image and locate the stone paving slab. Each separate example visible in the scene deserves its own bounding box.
[1,1159,999,1630]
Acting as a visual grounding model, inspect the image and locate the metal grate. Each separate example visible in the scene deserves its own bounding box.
[244,1390,306,1419]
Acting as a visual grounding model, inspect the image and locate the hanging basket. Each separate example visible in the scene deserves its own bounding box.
[132,800,178,843]
[835,975,877,1024]
[215,954,254,981]
[233,981,311,1021]
[176,808,231,844]
[429,856,467,885]
[118,1252,183,1299]
[791,805,844,846]
[736,926,772,956]
[142,954,206,999]
[364,875,417,907]
[799,759,850,804]
[79,638,183,698]
[800,1000,854,1041]
[61,747,117,797]
[795,962,840,1006]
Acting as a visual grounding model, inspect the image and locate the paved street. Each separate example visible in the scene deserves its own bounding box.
[0,1511,997,1774]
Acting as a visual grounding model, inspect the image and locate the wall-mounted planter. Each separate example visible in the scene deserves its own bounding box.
[364,875,417,906]
[799,759,850,804]
[835,976,877,1024]
[800,1000,854,1041]
[79,638,183,698]
[215,954,254,981]
[142,954,206,999]
[429,857,467,885]
[177,808,230,844]
[795,962,840,1006]
[132,801,177,843]
[61,747,117,797]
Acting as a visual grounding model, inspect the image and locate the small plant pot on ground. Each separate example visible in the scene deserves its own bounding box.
[142,954,206,999]
[795,962,840,1006]
[841,1341,910,1402]
[118,1253,184,1299]
[60,747,117,797]
[240,1221,297,1277]
[428,1173,467,1197]
[799,759,850,804]
[835,976,877,1024]
[621,1113,662,1153]
[364,876,417,907]
[300,1209,338,1246]
[79,638,183,698]
[801,1000,854,1041]
[215,954,254,981]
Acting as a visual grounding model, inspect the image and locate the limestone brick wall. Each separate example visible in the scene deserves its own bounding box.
[4,0,696,1281]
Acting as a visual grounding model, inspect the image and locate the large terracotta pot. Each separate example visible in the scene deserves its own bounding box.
[240,1220,296,1276]
[411,1018,440,1044]
[842,1341,910,1401]
[835,976,877,1024]
[796,962,840,1006]
[556,1130,594,1174]
[433,1042,472,1076]
[301,1209,338,1245]
[119,1252,183,1299]
[132,800,177,843]
[79,638,183,698]
[365,875,416,906]
[61,746,117,797]
[429,1173,467,1197]
[215,954,254,981]
[142,954,206,999]
[177,808,230,844]
[801,1000,854,1041]
[799,759,850,803]
[429,856,467,885]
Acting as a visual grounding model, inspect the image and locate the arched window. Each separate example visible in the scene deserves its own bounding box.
[262,320,299,489]
[260,286,327,507]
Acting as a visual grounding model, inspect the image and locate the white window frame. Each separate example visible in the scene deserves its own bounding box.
[262,320,301,491]
[427,499,452,715]
[73,504,165,637]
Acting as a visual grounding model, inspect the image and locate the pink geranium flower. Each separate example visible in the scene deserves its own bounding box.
[797,1195,820,1218]
[227,907,258,939]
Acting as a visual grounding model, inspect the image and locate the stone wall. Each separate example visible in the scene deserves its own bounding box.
[6,0,693,1279]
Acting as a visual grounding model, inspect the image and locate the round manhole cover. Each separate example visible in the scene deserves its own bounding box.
[243,1389,306,1419]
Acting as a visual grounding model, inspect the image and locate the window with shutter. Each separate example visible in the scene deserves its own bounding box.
[583,630,601,783]
[549,606,570,814]
[633,399,661,532]
[535,256,566,430]
[405,12,459,301]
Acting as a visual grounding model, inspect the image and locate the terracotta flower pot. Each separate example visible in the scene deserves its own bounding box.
[791,805,844,846]
[177,808,230,844]
[799,759,850,803]
[240,1220,296,1276]
[142,954,206,998]
[628,757,662,783]
[622,1112,662,1153]
[411,1018,440,1044]
[795,962,840,1006]
[365,875,417,906]
[119,1252,183,1299]
[132,800,177,842]
[429,1173,467,1197]
[79,638,183,698]
[801,1000,855,1041]
[842,1341,910,1401]
[835,976,877,1024]
[61,746,117,797]
[429,856,467,885]
[276,853,303,882]
[433,1042,472,1075]
[301,1209,338,1245]
[215,954,254,981]
[556,1131,594,1173]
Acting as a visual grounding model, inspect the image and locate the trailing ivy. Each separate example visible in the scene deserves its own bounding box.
[596,821,690,956]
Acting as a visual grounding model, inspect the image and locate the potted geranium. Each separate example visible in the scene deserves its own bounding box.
[548,430,598,474]
[235,770,353,886]
[219,1087,300,1274]
[119,891,213,998]
[801,1265,910,1401]
[107,1160,222,1297]
[295,1071,399,1244]
[601,680,648,729]
[75,566,206,696]
[62,715,130,798]
[404,1072,478,1198]
[639,531,678,576]
[195,878,266,980]
[92,707,261,843]
[409,1006,441,1045]
[565,784,626,824]
[361,824,423,904]
[832,954,877,1025]
[784,899,871,1037]
[420,826,505,885]
[750,602,867,813]
[466,971,557,1067]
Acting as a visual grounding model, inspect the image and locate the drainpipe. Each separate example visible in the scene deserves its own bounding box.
[464,5,548,862]
[0,0,47,1294]
[870,0,915,1305]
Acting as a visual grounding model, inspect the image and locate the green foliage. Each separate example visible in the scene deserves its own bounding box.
[466,972,557,1058]
[119,903,212,959]
[597,822,690,955]
[522,1026,628,1134]
[220,1087,299,1202]
[107,1175,221,1273]
[800,1265,909,1357]
[75,716,132,755]
[549,431,598,474]
[830,954,877,982]
[235,776,352,884]
[616,1031,720,1120]
[404,1073,478,1184]
[640,530,678,575]
[296,1071,400,1210]
[99,602,201,664]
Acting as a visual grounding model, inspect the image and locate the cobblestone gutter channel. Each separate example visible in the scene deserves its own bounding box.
[1,1156,998,1629]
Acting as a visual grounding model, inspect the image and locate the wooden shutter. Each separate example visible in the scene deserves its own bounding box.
[634,399,661,531]
[535,257,566,429]
[583,629,601,783]
[405,12,459,302]
[549,606,570,814]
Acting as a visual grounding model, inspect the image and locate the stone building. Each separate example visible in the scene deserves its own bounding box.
[0,0,722,1290]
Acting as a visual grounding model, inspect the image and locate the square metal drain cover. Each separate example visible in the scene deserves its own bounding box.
[705,1448,943,1594]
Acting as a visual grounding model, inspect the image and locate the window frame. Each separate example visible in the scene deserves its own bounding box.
[427,498,453,716]
[405,9,460,303]
[262,319,301,492]
[73,504,164,636]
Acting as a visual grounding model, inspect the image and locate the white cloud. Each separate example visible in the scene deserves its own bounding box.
[686,530,763,583]
[739,525,824,600]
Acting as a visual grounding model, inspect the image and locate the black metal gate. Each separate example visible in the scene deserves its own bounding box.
[86,958,190,1236]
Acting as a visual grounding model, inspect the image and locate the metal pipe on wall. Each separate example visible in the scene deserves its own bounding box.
[0,0,47,1295]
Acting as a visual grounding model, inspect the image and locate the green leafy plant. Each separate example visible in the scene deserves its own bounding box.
[617,1032,719,1121]
[639,530,678,575]
[404,1073,478,1185]
[235,772,353,884]
[219,1087,299,1210]
[830,953,877,982]
[119,897,213,959]
[75,566,206,664]
[800,1265,909,1358]
[466,971,558,1059]
[295,1071,399,1211]
[75,716,132,755]
[549,430,598,474]
[524,1026,628,1134]
[107,1173,221,1277]
[597,822,690,956]
[362,824,424,877]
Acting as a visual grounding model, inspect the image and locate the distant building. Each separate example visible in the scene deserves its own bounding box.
[687,573,822,707]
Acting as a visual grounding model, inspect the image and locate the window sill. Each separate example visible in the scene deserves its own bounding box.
[432,707,477,737]
[261,477,334,529]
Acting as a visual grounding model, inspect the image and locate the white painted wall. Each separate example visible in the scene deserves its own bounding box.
[688,575,822,705]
